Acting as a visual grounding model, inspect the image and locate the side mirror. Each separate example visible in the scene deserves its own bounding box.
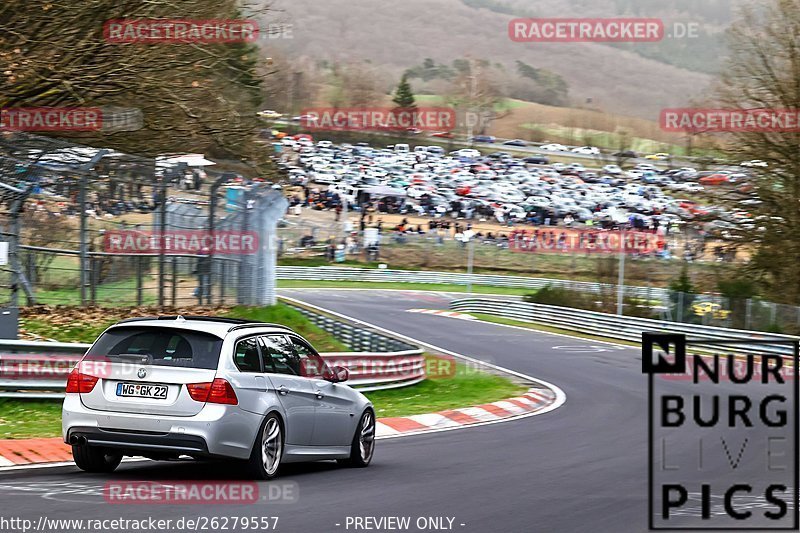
[328,365,349,383]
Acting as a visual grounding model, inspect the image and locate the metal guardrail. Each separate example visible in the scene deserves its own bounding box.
[449,298,798,357]
[0,308,425,397]
[277,266,667,300]
[286,301,419,352]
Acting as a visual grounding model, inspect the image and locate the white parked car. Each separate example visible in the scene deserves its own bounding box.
[602,165,623,175]
[571,146,600,155]
[540,143,568,152]
[740,159,768,168]
[453,149,481,159]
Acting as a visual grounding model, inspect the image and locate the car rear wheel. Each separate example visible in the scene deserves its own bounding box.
[248,413,284,480]
[339,409,375,468]
[72,444,122,473]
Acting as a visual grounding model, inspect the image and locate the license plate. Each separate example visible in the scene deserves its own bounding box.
[116,382,168,399]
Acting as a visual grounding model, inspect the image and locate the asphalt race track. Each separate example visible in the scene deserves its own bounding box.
[0,289,793,532]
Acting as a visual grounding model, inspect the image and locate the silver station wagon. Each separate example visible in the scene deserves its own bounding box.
[62,316,375,479]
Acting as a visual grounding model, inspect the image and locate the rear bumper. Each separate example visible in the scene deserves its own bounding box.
[62,394,262,460]
[66,426,210,457]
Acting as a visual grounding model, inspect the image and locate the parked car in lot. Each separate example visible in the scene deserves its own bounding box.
[63,316,375,479]
[523,155,549,165]
[645,152,670,160]
[471,135,496,143]
[502,139,527,147]
[740,159,768,167]
[699,173,732,185]
[571,146,600,155]
[257,109,282,119]
[452,148,481,159]
[540,143,568,152]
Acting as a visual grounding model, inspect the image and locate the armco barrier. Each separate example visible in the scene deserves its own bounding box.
[277,266,667,300]
[449,298,798,358]
[0,309,425,398]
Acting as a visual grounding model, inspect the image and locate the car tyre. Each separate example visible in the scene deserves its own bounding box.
[71,445,122,473]
[248,413,284,480]
[338,409,375,468]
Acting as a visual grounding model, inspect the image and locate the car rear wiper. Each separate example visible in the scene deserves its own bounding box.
[107,353,153,364]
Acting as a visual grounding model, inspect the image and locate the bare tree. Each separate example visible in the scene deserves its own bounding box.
[714,0,800,303]
[0,0,278,171]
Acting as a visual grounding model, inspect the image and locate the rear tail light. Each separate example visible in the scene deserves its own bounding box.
[65,368,99,394]
[186,378,238,405]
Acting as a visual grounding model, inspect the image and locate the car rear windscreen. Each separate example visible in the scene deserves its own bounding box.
[84,326,223,369]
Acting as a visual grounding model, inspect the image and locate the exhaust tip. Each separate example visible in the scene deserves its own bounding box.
[69,435,87,445]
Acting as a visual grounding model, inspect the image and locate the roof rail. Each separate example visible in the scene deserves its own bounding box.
[117,316,254,325]
[228,322,293,333]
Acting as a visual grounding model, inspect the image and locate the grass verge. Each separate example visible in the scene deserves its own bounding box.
[277,279,532,296]
[20,304,348,352]
[0,400,63,439]
[0,358,528,438]
[469,312,637,346]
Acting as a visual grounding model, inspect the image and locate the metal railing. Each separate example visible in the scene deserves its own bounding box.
[277,266,667,299]
[449,298,798,357]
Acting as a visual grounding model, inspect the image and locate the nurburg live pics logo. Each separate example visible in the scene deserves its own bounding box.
[643,333,799,530]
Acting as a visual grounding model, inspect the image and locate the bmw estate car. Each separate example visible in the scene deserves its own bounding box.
[62,316,376,479]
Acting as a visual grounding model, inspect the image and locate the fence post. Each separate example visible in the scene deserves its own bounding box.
[171,256,177,307]
[157,177,167,308]
[219,260,226,305]
[677,292,684,323]
[136,256,143,307]
[89,254,97,305]
[745,298,752,330]
[79,174,88,306]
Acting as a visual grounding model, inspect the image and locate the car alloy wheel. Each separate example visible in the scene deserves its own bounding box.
[261,417,283,476]
[359,411,375,463]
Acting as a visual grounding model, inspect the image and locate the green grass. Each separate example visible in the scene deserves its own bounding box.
[277,279,533,296]
[365,357,528,418]
[278,257,388,269]
[19,318,116,344]
[34,277,156,307]
[225,305,348,352]
[470,312,638,346]
[0,400,63,439]
[19,304,349,352]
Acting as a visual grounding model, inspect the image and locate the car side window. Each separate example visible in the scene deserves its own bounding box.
[233,337,261,373]
[260,335,301,376]
[288,336,330,379]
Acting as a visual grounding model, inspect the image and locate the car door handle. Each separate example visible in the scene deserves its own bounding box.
[278,386,289,396]
[315,390,324,399]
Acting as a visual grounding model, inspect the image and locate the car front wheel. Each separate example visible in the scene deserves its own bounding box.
[72,444,122,473]
[339,409,375,468]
